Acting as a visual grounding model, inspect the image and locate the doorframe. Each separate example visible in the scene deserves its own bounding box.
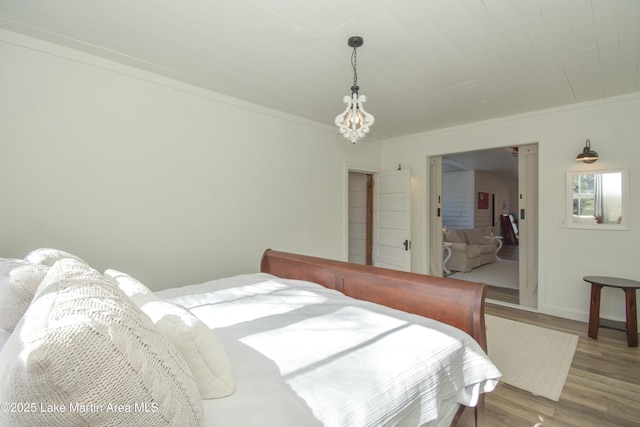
[344,164,379,262]
[427,142,540,309]
[428,156,443,276]
[517,144,538,308]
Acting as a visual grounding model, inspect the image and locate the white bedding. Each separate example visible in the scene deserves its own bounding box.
[0,330,9,351]
[157,273,500,427]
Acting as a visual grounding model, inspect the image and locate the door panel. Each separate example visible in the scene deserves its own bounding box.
[373,169,411,271]
[518,144,538,308]
[429,156,443,276]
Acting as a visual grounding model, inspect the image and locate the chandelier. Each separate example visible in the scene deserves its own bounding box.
[334,36,375,144]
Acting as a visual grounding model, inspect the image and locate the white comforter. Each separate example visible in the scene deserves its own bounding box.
[157,273,500,427]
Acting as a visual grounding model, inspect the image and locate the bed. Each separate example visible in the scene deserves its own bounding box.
[0,248,500,426]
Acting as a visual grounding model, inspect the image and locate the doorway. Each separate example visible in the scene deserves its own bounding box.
[429,144,538,308]
[347,169,412,271]
[348,171,373,265]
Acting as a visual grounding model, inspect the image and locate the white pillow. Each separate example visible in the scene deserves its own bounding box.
[24,248,88,267]
[0,258,29,277]
[0,259,50,332]
[0,259,203,426]
[105,269,236,399]
[0,330,9,352]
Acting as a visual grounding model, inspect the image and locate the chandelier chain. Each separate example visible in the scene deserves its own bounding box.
[351,47,358,87]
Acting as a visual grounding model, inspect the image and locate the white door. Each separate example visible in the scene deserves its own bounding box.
[373,169,411,271]
[518,144,538,308]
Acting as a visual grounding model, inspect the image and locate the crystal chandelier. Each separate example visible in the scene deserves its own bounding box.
[334,36,375,144]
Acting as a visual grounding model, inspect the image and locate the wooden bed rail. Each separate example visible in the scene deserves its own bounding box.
[260,249,487,352]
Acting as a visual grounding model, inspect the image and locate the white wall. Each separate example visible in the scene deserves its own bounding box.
[3,28,638,327]
[382,93,640,325]
[0,30,382,290]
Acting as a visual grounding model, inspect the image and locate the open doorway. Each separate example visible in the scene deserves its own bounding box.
[348,171,373,265]
[430,145,538,308]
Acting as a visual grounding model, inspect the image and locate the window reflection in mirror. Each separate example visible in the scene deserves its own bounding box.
[567,169,628,230]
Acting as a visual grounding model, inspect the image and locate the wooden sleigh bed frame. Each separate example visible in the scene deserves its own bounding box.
[260,249,489,427]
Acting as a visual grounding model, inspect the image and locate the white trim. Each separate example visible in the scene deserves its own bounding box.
[0,28,339,135]
[565,168,629,231]
[384,92,640,144]
[487,299,540,313]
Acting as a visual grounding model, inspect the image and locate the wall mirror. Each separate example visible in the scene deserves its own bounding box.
[566,168,629,230]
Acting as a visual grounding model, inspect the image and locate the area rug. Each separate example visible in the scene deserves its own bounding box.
[485,314,578,401]
[450,259,518,289]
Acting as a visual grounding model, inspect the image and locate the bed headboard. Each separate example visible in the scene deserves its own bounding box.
[260,249,487,352]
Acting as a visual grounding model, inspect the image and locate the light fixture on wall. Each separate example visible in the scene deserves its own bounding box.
[576,139,598,163]
[334,36,375,144]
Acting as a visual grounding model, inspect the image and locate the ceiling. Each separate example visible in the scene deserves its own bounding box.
[1,0,639,140]
[443,146,518,175]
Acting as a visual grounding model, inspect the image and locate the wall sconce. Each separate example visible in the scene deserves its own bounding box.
[576,139,598,163]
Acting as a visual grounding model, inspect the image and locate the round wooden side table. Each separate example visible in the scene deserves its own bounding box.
[583,276,640,347]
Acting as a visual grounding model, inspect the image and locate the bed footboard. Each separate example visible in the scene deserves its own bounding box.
[260,249,488,427]
[260,249,487,351]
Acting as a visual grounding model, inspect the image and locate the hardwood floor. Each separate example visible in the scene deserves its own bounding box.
[487,242,519,304]
[487,285,519,305]
[484,303,640,427]
[497,243,519,261]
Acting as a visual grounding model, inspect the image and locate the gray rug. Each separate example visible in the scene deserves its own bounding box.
[486,314,578,401]
[450,259,518,289]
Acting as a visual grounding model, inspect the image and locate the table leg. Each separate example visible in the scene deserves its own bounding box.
[623,288,638,347]
[495,238,503,260]
[443,246,452,274]
[588,284,602,340]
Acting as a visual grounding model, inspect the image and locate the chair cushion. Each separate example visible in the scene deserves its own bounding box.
[445,230,467,243]
[463,229,487,245]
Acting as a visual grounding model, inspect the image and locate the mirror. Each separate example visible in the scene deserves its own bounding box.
[567,169,628,230]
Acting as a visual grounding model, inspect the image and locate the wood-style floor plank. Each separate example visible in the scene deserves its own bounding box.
[484,303,640,427]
